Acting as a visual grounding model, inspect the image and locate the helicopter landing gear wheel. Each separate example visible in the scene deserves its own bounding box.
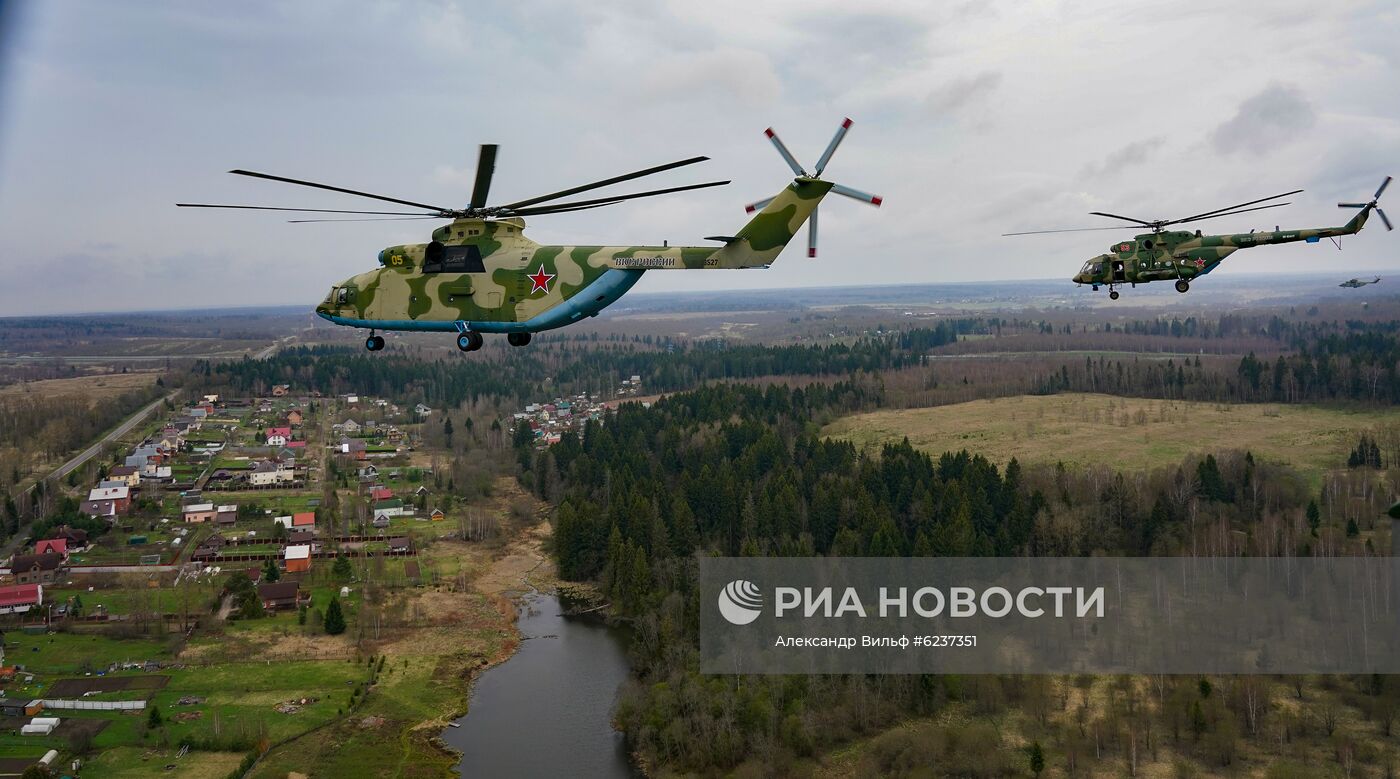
[456,331,484,353]
[1175,279,1190,294]
[506,332,532,347]
[1109,290,1120,300]
[365,334,385,351]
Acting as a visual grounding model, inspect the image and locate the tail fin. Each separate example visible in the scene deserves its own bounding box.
[707,178,833,269]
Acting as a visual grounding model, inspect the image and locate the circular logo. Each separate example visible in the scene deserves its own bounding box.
[718,580,763,625]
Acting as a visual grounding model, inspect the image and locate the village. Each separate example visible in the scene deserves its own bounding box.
[0,386,472,776]
[510,375,645,447]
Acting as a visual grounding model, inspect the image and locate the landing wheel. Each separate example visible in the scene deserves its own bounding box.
[456,331,484,352]
[1175,279,1190,294]
[1108,290,1120,300]
[365,335,385,351]
[506,332,532,347]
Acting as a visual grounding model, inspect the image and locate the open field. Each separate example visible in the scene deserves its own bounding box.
[0,370,161,400]
[824,393,1400,481]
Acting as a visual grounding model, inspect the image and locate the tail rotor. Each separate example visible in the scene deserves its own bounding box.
[1339,175,1393,231]
[752,118,883,257]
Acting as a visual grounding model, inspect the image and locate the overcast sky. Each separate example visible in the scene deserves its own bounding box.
[0,0,1396,316]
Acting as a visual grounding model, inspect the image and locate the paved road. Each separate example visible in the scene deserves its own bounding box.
[2,390,179,561]
[47,390,180,483]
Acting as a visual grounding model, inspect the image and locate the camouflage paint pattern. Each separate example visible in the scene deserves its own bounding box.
[316,178,831,333]
[1072,207,1373,289]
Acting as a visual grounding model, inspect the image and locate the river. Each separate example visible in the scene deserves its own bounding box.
[442,591,637,778]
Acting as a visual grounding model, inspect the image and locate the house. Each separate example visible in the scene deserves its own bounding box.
[338,419,362,435]
[284,545,311,573]
[0,584,42,616]
[387,537,412,553]
[80,499,118,521]
[9,553,64,585]
[265,426,292,447]
[257,581,308,611]
[107,465,140,488]
[0,699,43,718]
[414,403,433,416]
[430,508,445,522]
[183,503,217,523]
[369,486,393,501]
[215,505,238,526]
[340,438,367,460]
[286,529,317,546]
[286,410,304,426]
[372,514,391,529]
[415,485,430,497]
[292,512,316,528]
[373,498,409,518]
[357,465,379,481]
[249,460,294,487]
[271,384,291,397]
[98,479,129,491]
[33,539,67,560]
[87,486,130,514]
[48,526,89,550]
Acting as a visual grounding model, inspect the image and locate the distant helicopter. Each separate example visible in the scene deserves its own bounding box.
[179,121,880,352]
[1339,277,1381,288]
[1005,177,1392,300]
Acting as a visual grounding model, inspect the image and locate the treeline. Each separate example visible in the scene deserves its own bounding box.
[525,382,1393,773]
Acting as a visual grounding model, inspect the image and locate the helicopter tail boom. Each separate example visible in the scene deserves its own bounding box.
[704,177,834,269]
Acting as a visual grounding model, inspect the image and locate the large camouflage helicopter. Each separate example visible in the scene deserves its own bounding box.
[1339,276,1381,288]
[179,120,880,352]
[1005,176,1392,300]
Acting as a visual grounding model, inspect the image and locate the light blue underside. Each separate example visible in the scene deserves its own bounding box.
[317,268,645,334]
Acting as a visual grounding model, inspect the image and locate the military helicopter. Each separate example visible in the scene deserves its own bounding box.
[179,120,881,352]
[1005,176,1392,300]
[1339,277,1381,288]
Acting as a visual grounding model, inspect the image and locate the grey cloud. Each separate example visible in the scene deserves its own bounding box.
[1211,83,1316,156]
[925,71,1002,114]
[1080,137,1166,179]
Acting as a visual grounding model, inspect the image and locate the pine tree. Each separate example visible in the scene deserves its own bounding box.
[332,554,353,580]
[147,705,162,728]
[324,596,346,635]
[1029,741,1045,777]
[262,558,281,582]
[1306,499,1321,537]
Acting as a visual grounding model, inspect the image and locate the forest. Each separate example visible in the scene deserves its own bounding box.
[524,380,1398,775]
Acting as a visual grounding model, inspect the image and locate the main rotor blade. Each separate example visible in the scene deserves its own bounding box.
[176,203,434,216]
[807,205,819,258]
[228,169,448,212]
[814,118,852,176]
[499,156,710,210]
[1379,208,1393,231]
[1003,225,1146,236]
[286,216,445,223]
[1376,176,1392,200]
[1170,189,1302,224]
[1089,211,1156,227]
[505,200,627,217]
[831,183,883,206]
[505,180,729,215]
[469,144,498,209]
[1160,202,1291,227]
[765,128,806,176]
[1338,203,1370,208]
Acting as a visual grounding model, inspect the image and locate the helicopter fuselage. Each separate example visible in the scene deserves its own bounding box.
[1072,208,1372,292]
[315,179,833,334]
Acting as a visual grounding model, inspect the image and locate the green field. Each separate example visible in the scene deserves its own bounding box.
[824,393,1400,481]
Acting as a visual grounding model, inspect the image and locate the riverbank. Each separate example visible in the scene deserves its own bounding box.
[246,477,558,778]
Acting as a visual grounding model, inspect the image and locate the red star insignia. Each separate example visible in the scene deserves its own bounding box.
[1194,258,1206,268]
[527,268,555,294]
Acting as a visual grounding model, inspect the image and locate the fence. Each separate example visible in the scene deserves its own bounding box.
[39,699,147,711]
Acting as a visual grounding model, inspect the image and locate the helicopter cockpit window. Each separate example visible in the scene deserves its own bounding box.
[1081,260,1101,275]
[336,288,356,304]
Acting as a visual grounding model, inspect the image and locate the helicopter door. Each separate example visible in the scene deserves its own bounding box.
[1111,260,1126,282]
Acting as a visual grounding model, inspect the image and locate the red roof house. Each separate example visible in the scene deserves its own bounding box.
[0,583,42,615]
[34,539,67,558]
[291,512,316,527]
[369,486,393,501]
